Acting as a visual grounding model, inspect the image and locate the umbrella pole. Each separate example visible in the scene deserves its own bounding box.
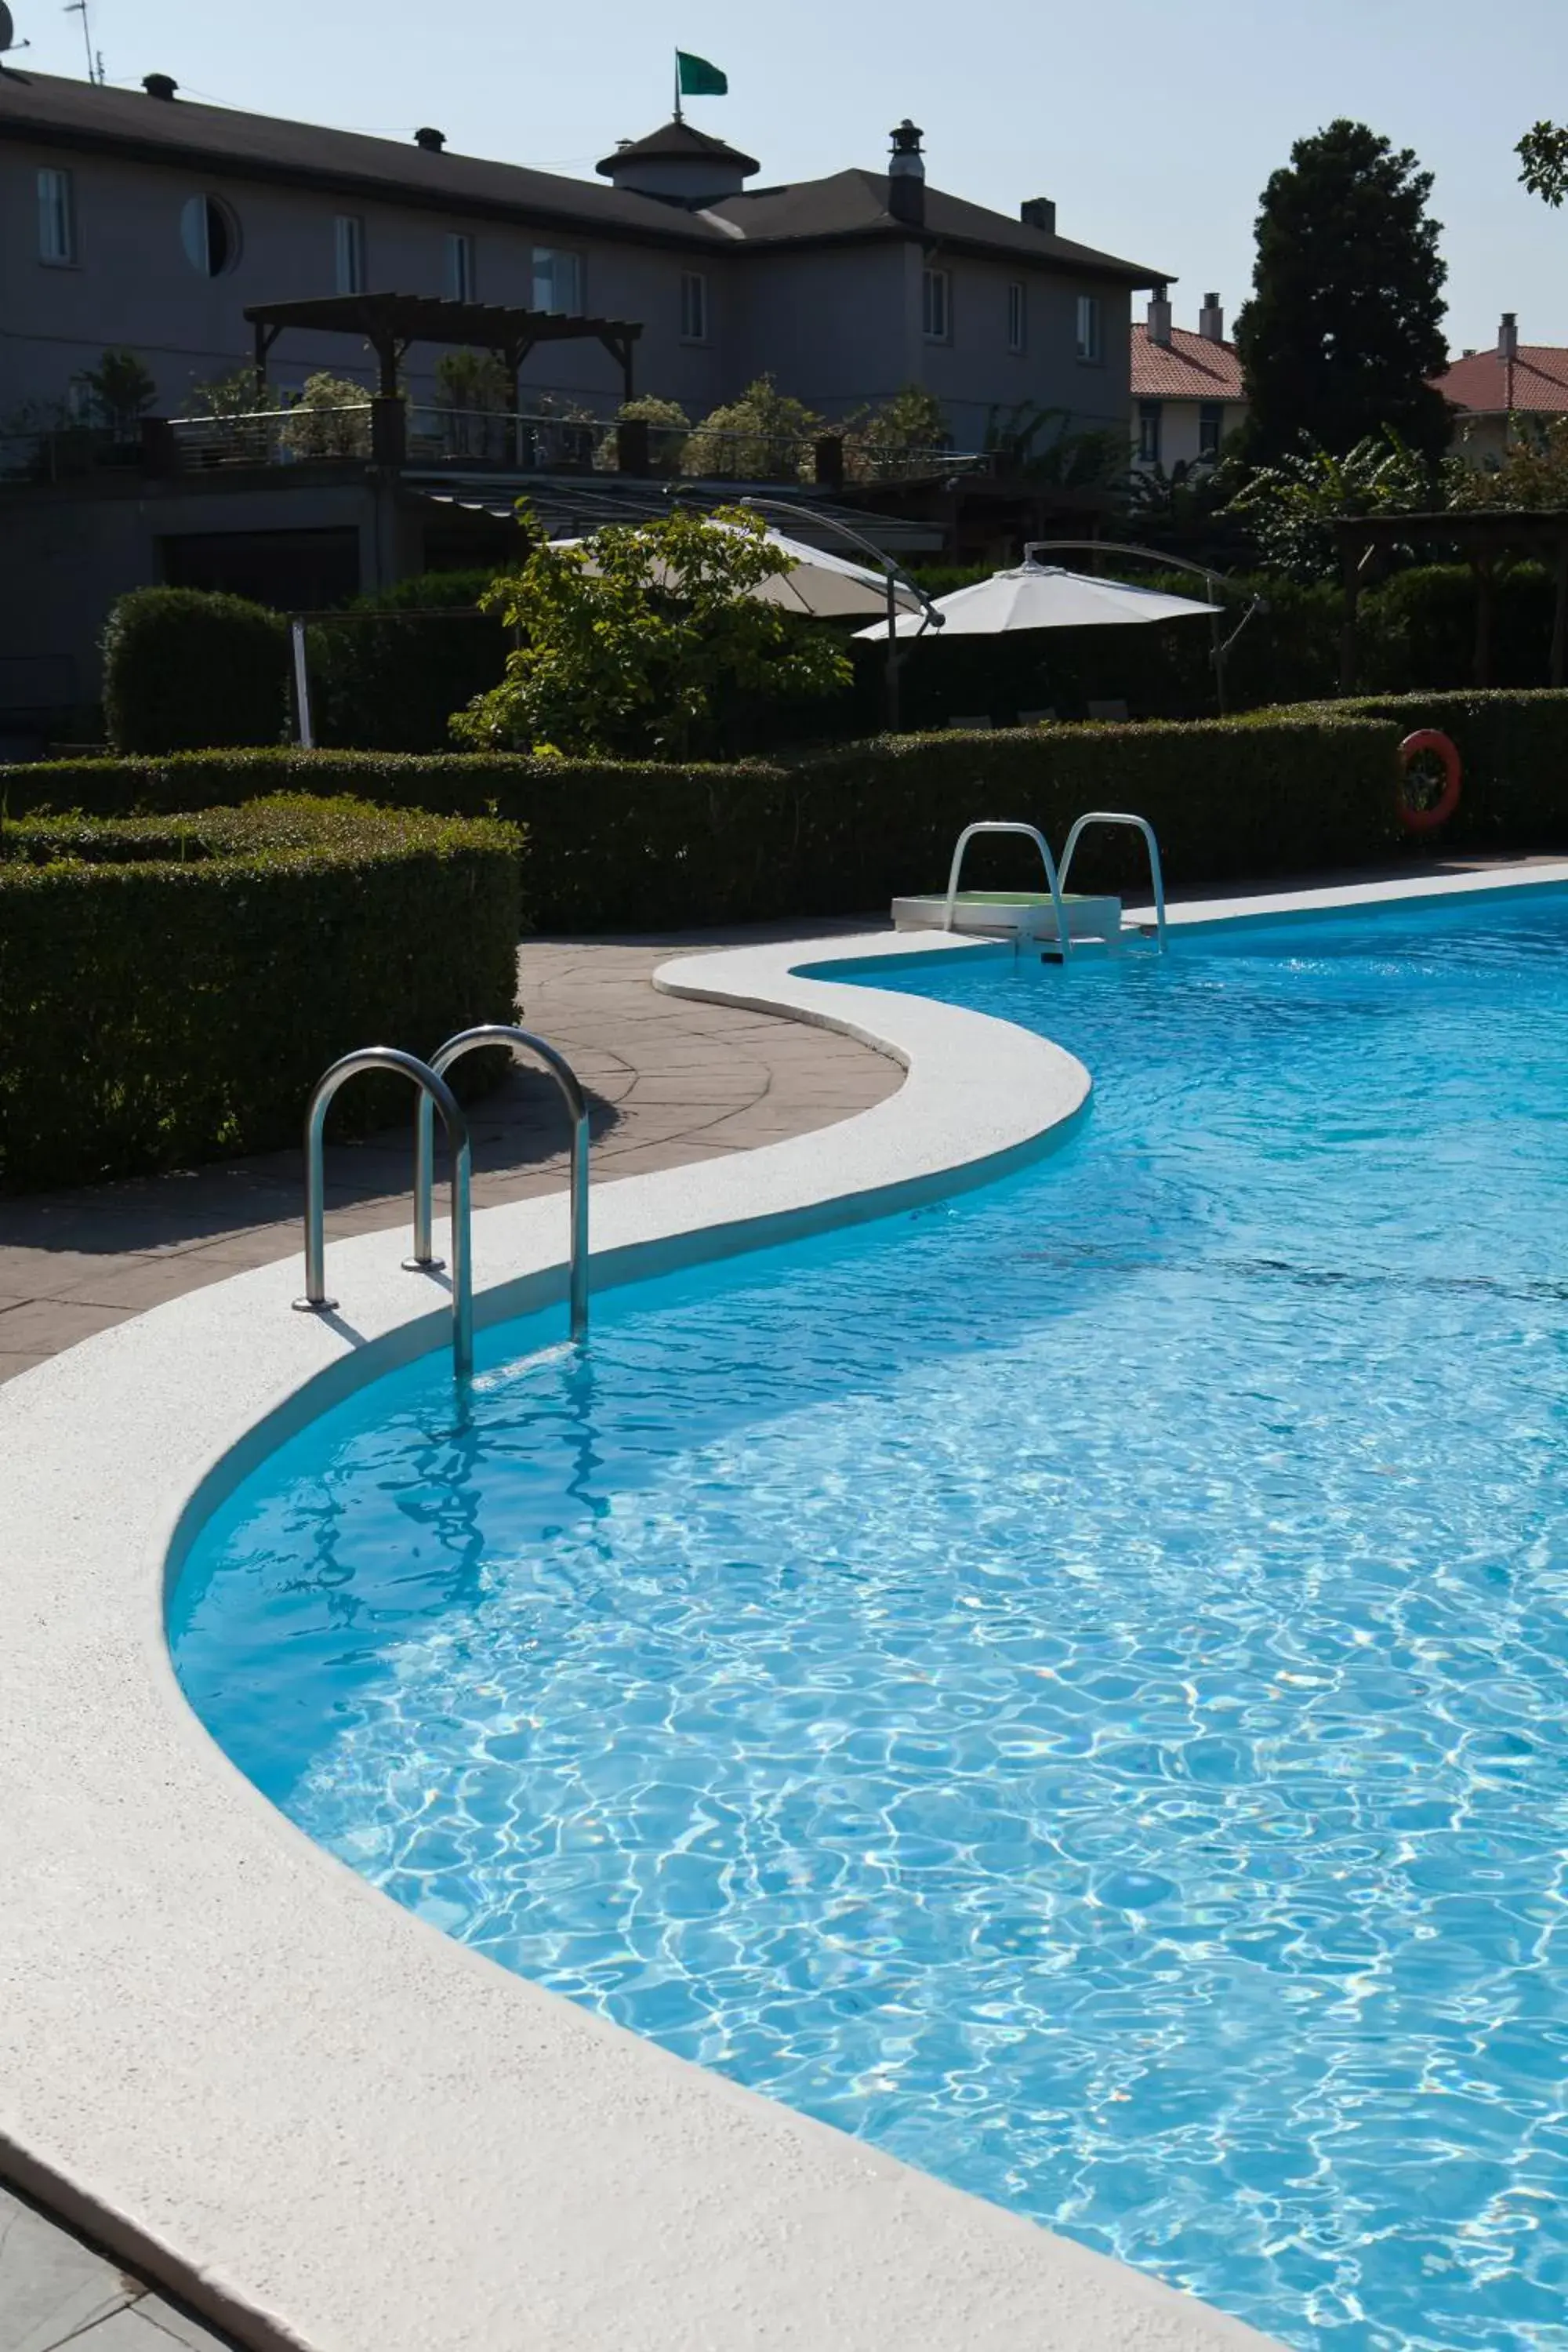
[884,564,901,733]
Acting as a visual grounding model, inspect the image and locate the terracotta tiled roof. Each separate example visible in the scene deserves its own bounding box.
[1131,323,1245,401]
[1435,346,1568,416]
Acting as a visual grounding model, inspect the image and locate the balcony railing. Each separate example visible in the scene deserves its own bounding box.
[0,401,990,490]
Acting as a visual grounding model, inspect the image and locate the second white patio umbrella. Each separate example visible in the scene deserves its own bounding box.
[552,521,924,622]
[855,560,1214,638]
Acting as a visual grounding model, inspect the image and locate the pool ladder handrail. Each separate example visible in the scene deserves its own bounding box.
[1058,811,1167,952]
[944,821,1073,959]
[412,1025,590,1344]
[293,1047,474,1380]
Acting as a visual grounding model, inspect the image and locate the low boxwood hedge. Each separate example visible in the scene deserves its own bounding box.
[0,709,1408,931]
[0,797,522,1192]
[1288,691,1568,851]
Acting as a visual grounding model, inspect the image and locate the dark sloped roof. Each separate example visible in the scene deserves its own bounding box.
[708,169,1167,282]
[0,69,1165,280]
[597,118,760,180]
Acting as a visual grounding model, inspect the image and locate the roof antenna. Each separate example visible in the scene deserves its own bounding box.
[64,0,103,83]
[0,3,34,69]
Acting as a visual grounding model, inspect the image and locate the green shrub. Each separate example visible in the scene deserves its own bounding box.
[0,713,1403,931]
[306,573,510,753]
[0,796,521,1192]
[1283,690,1568,849]
[101,587,289,753]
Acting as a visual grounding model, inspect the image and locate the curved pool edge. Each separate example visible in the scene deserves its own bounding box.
[0,928,1282,2352]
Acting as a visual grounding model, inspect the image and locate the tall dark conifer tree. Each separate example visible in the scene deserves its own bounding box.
[1235,120,1450,462]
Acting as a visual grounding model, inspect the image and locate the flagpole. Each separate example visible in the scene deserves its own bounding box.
[673,48,682,121]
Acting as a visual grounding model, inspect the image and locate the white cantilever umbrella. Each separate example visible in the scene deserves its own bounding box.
[855,560,1214,638]
[550,521,924,622]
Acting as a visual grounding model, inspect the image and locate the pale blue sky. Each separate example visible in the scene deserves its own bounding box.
[17,0,1568,350]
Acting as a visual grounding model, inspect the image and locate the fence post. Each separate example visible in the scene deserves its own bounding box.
[615,417,651,476]
[370,395,407,468]
[814,434,845,491]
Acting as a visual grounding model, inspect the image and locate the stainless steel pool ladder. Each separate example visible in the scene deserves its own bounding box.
[293,1048,474,1379]
[944,821,1073,959]
[412,1025,590,1345]
[1058,811,1167,951]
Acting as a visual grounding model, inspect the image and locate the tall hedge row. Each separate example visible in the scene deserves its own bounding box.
[0,712,1410,932]
[101,588,291,753]
[0,797,521,1191]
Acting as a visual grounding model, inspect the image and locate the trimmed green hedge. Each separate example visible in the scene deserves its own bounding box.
[101,587,291,753]
[1293,692,1568,850]
[0,713,1405,930]
[0,797,522,1192]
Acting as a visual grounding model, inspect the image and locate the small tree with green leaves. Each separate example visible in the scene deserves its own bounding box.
[1235,120,1450,462]
[595,394,690,474]
[843,384,949,481]
[1518,122,1568,206]
[1450,414,1568,509]
[434,349,510,411]
[683,376,822,481]
[451,505,851,757]
[190,365,263,419]
[1224,430,1454,582]
[72,348,158,440]
[279,372,373,458]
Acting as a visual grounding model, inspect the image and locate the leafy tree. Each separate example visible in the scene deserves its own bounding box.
[682,375,822,481]
[982,401,1128,489]
[1450,414,1568,509]
[1224,430,1456,582]
[843,384,949,481]
[279,371,372,458]
[452,505,851,757]
[1234,121,1450,462]
[72,347,158,439]
[594,394,690,474]
[434,348,510,411]
[1518,122,1568,205]
[190,365,262,419]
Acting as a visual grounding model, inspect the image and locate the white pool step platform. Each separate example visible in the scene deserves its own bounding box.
[891,890,1128,946]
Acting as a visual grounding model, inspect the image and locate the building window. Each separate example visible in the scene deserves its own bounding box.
[181,194,241,278]
[532,247,583,314]
[447,233,476,302]
[38,167,77,265]
[1076,293,1102,363]
[334,215,365,296]
[680,270,707,343]
[922,267,950,343]
[1198,402,1225,461]
[1007,281,1025,354]
[1138,401,1162,465]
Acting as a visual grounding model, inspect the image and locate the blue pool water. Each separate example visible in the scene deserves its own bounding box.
[172,892,1568,2352]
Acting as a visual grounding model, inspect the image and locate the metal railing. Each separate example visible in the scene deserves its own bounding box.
[293,1047,474,1379]
[944,821,1073,960]
[1058,811,1167,950]
[412,1025,590,1343]
[169,405,374,467]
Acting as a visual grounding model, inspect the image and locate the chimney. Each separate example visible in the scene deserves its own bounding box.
[1020,196,1056,234]
[413,125,446,152]
[1146,282,1172,347]
[1499,310,1519,360]
[887,118,925,227]
[142,73,178,100]
[1199,292,1225,343]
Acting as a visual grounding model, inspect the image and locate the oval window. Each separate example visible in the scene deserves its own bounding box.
[180,194,240,277]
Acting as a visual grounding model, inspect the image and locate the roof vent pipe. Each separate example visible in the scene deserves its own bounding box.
[414,126,446,152]
[1499,310,1519,360]
[887,118,925,227]
[143,73,178,100]
[1020,196,1056,234]
[1146,283,1173,347]
[1199,292,1225,343]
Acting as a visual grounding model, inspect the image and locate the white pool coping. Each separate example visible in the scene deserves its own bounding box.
[0,925,1292,2352]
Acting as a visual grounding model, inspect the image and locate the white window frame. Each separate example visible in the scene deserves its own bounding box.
[1138,401,1162,465]
[922,266,950,344]
[532,246,583,315]
[1076,293,1102,364]
[38,167,77,266]
[447,232,476,303]
[680,270,708,343]
[1007,280,1025,354]
[335,214,365,296]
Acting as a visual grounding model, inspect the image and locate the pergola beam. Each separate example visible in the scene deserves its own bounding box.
[243,292,643,410]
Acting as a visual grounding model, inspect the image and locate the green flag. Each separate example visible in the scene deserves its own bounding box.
[677,49,728,97]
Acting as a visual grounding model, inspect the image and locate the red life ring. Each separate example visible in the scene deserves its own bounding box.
[1396,730,1461,834]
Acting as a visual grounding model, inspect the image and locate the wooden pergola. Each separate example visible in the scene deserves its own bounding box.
[244,291,643,407]
[1334,508,1568,691]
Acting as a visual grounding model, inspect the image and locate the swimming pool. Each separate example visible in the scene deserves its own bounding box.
[171,891,1568,2352]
